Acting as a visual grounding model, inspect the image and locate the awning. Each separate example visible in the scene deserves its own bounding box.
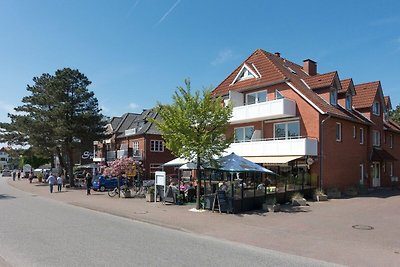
[244,156,302,165]
[162,157,189,167]
[371,148,397,161]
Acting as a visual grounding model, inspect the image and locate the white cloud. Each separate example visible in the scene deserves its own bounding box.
[211,49,235,66]
[128,102,140,111]
[156,0,181,26]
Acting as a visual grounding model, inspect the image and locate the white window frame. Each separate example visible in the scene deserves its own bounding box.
[372,101,380,115]
[150,140,164,152]
[360,128,364,144]
[372,130,380,147]
[245,90,267,105]
[234,126,255,143]
[273,121,300,140]
[336,122,342,142]
[131,141,139,150]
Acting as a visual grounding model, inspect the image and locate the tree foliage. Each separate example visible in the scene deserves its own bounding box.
[151,79,233,209]
[389,104,400,125]
[0,68,109,185]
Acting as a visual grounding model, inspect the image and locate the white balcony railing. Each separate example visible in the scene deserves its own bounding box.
[225,137,318,157]
[106,151,116,161]
[117,149,129,159]
[229,98,296,124]
[132,149,143,160]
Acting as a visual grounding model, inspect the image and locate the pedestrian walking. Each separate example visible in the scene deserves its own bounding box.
[57,175,63,192]
[12,171,16,181]
[46,173,56,193]
[28,171,33,183]
[17,170,21,180]
[85,172,92,195]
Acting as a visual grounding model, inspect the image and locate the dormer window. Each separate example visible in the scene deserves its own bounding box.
[330,89,337,106]
[345,93,352,110]
[231,63,259,84]
[275,89,284,100]
[372,101,380,115]
[246,90,267,105]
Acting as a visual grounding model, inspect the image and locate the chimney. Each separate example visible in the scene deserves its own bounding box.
[274,52,281,57]
[303,59,317,76]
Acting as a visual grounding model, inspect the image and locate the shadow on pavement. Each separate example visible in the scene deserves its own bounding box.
[0,194,16,200]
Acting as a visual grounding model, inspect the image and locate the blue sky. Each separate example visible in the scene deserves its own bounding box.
[0,0,400,124]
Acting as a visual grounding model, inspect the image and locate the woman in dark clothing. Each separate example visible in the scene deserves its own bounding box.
[85,172,92,195]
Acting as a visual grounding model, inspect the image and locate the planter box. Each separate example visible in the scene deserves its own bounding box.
[146,193,154,202]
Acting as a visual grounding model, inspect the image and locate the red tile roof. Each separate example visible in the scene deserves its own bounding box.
[339,79,352,94]
[212,49,371,124]
[303,72,337,90]
[353,81,381,109]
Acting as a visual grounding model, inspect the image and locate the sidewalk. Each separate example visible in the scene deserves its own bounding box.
[8,178,400,267]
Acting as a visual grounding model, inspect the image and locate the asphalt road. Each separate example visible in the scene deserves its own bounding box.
[0,177,341,267]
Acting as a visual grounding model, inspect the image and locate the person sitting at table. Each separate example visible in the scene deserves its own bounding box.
[179,181,187,192]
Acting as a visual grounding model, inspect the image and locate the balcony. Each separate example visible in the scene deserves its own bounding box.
[225,137,318,157]
[229,99,296,124]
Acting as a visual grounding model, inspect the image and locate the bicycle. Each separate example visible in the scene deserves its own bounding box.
[108,182,130,197]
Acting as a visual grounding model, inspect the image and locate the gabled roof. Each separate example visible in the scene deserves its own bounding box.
[116,109,162,138]
[353,81,381,109]
[385,119,400,133]
[339,78,356,95]
[384,96,392,111]
[212,49,371,124]
[303,72,337,90]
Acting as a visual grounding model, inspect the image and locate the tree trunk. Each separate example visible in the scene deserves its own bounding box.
[196,155,201,210]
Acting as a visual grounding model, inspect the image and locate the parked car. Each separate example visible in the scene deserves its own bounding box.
[2,169,12,177]
[91,175,128,192]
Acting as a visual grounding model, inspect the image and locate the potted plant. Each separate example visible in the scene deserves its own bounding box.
[176,193,184,205]
[313,188,328,201]
[146,186,155,202]
[291,192,307,206]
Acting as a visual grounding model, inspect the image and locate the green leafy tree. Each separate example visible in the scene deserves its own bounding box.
[151,79,233,209]
[0,68,109,186]
[389,104,400,125]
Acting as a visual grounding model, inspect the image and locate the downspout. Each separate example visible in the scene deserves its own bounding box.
[320,113,331,190]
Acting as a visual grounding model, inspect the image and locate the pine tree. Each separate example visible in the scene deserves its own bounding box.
[0,68,109,186]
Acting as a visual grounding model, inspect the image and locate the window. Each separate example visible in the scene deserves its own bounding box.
[131,141,139,150]
[360,128,364,144]
[274,121,300,140]
[150,140,164,152]
[330,89,337,106]
[234,126,254,142]
[275,90,284,100]
[336,123,342,141]
[345,94,352,110]
[238,68,255,81]
[372,130,380,146]
[372,101,380,115]
[353,126,356,139]
[359,164,364,184]
[246,90,267,105]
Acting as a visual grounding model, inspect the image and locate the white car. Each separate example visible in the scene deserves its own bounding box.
[2,169,12,177]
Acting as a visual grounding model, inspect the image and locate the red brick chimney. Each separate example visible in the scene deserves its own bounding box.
[303,59,317,76]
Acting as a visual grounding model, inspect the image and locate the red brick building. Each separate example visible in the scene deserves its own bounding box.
[212,49,400,191]
[94,109,175,179]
